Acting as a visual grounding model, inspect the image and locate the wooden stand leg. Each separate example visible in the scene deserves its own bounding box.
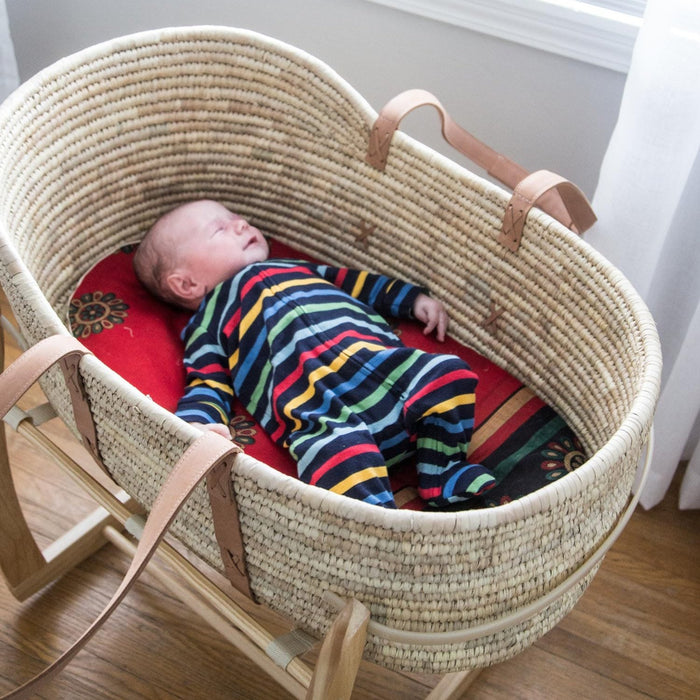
[0,421,46,594]
[307,598,370,700]
[0,418,126,601]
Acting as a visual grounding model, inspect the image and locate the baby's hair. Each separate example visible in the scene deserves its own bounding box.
[133,209,186,307]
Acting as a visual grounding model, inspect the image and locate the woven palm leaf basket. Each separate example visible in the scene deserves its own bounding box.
[0,26,661,674]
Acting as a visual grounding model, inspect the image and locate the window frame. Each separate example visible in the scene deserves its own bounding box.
[364,0,645,73]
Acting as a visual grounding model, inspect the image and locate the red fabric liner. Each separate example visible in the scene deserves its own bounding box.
[69,238,579,511]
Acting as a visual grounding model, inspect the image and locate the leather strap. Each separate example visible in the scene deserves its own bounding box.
[500,170,597,252]
[57,346,103,466]
[0,334,101,467]
[367,89,528,186]
[1,338,247,697]
[207,457,253,599]
[366,89,596,250]
[2,431,242,699]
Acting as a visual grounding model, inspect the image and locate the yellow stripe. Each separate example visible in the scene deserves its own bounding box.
[350,270,369,299]
[231,277,315,368]
[201,401,229,423]
[283,339,386,432]
[190,378,234,396]
[330,466,389,495]
[241,278,312,338]
[420,393,475,418]
[469,387,534,452]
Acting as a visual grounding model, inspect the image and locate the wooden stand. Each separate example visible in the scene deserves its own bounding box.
[0,317,481,699]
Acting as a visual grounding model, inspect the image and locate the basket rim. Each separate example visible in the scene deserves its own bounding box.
[0,24,377,132]
[0,24,663,534]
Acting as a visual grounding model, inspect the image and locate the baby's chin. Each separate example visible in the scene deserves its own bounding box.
[252,237,270,261]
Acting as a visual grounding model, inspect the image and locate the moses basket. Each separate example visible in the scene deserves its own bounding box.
[0,26,660,677]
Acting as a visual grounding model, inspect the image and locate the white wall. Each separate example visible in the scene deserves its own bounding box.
[5,0,626,195]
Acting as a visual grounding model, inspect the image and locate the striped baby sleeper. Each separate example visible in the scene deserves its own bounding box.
[176,260,495,508]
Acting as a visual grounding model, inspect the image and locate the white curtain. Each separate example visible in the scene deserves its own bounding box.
[587,0,700,509]
[0,0,17,101]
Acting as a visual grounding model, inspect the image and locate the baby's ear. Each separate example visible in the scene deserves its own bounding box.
[167,270,205,304]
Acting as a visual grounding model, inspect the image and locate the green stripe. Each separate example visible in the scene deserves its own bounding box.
[201,285,222,330]
[247,361,272,415]
[290,351,420,451]
[492,414,566,482]
[186,286,223,350]
[267,300,385,346]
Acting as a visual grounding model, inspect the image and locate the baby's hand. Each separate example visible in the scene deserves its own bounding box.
[190,422,232,439]
[413,293,449,342]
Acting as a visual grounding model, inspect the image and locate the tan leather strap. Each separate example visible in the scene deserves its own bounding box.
[207,457,253,599]
[366,89,596,250]
[367,89,528,186]
[1,339,248,697]
[57,345,103,466]
[500,170,597,252]
[2,431,243,699]
[0,334,102,465]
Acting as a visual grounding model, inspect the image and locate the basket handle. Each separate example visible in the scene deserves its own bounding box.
[366,89,596,250]
[1,429,242,699]
[0,337,247,698]
[0,334,102,466]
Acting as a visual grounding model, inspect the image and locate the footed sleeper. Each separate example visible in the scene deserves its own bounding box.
[176,259,495,508]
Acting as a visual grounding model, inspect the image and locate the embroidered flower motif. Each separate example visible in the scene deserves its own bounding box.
[541,436,585,481]
[69,291,129,339]
[486,495,512,507]
[229,414,257,447]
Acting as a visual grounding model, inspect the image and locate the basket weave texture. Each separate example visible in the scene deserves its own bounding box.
[0,27,661,673]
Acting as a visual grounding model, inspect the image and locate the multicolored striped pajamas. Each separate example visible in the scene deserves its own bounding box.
[176,260,495,508]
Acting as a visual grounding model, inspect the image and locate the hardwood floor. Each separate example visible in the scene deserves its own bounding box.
[1,296,698,699]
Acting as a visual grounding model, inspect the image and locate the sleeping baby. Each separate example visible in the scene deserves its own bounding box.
[134,199,495,508]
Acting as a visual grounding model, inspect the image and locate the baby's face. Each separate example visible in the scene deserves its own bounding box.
[172,200,269,290]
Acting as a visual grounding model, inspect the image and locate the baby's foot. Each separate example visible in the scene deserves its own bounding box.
[421,462,495,507]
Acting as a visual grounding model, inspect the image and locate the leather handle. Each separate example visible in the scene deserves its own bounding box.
[1,338,248,697]
[3,431,243,699]
[0,335,89,419]
[366,89,596,250]
[500,170,598,252]
[0,334,102,464]
[366,88,526,185]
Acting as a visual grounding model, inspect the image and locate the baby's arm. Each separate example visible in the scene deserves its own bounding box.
[310,263,450,339]
[413,293,449,342]
[176,324,234,427]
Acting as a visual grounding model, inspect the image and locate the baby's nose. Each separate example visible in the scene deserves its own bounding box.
[233,219,249,234]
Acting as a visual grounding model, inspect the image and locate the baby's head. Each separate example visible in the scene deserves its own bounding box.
[134,199,269,309]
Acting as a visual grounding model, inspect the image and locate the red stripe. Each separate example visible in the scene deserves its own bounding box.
[269,328,387,442]
[309,443,374,485]
[185,362,229,376]
[469,394,542,462]
[222,307,241,337]
[334,267,348,287]
[418,486,442,499]
[403,368,477,413]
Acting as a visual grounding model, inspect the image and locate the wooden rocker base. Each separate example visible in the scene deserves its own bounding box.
[0,321,483,700]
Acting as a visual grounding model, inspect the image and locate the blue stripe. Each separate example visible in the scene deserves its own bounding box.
[177,407,223,423]
[367,275,390,306]
[390,284,411,316]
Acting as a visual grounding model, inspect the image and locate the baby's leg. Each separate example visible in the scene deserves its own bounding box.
[287,416,397,509]
[404,355,495,506]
